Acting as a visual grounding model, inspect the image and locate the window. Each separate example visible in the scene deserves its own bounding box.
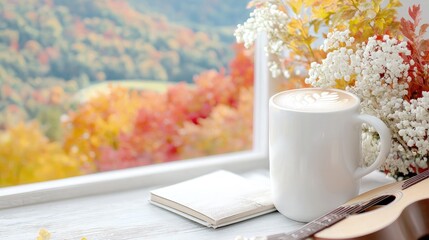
[0,0,269,208]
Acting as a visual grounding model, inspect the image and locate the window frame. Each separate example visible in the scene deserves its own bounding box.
[0,35,270,209]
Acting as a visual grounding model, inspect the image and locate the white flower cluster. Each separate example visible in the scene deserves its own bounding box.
[235,3,288,54]
[235,3,289,77]
[321,30,355,52]
[306,30,429,177]
[390,92,429,172]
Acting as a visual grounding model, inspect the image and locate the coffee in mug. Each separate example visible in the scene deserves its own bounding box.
[272,88,356,112]
[269,88,391,222]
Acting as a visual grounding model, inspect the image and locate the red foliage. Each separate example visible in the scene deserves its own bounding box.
[166,82,210,124]
[45,47,60,60]
[400,4,429,101]
[7,104,19,113]
[9,39,19,51]
[37,51,50,65]
[103,29,119,40]
[97,44,255,170]
[72,19,88,38]
[1,85,13,97]
[230,44,254,91]
[409,165,429,175]
[32,90,46,104]
[98,109,180,171]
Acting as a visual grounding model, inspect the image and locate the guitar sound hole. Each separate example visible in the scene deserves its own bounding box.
[362,195,396,213]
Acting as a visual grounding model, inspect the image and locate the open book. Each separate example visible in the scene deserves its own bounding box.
[149,170,275,228]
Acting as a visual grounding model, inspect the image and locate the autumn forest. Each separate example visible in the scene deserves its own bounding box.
[0,0,255,186]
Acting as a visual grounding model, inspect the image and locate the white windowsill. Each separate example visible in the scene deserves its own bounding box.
[0,170,393,240]
[0,150,267,209]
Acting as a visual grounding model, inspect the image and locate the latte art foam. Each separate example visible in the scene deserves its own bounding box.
[273,89,358,112]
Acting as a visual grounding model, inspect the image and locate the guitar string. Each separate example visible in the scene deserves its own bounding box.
[264,169,429,240]
[402,169,429,189]
[267,205,363,240]
[266,188,408,240]
[351,170,429,211]
[266,194,403,240]
[266,187,404,239]
[403,171,428,188]
[311,172,429,237]
[357,195,392,213]
[266,210,345,240]
[345,169,429,213]
[358,170,429,211]
[274,195,397,240]
[297,205,357,231]
[404,169,429,185]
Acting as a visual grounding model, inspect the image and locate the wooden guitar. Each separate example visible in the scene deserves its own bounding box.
[264,170,429,240]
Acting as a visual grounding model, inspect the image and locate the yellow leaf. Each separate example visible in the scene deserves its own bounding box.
[387,0,402,8]
[374,18,385,30]
[372,0,382,13]
[37,229,51,240]
[334,78,355,90]
[303,0,315,6]
[341,9,357,20]
[305,36,316,46]
[287,19,301,35]
[311,19,322,33]
[288,0,303,15]
[312,6,330,20]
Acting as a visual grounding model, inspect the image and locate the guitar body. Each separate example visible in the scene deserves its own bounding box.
[315,178,429,240]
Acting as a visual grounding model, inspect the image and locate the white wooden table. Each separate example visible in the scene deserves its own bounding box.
[0,170,393,240]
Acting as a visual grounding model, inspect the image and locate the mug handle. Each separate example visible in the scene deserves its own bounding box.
[354,115,392,179]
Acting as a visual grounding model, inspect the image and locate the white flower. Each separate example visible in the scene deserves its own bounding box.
[268,61,282,78]
[235,3,291,78]
[307,30,429,177]
[235,3,288,56]
[321,29,353,52]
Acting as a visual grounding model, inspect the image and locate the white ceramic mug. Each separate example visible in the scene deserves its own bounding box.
[269,88,391,222]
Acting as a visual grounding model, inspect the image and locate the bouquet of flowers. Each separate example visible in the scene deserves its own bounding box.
[235,0,429,179]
